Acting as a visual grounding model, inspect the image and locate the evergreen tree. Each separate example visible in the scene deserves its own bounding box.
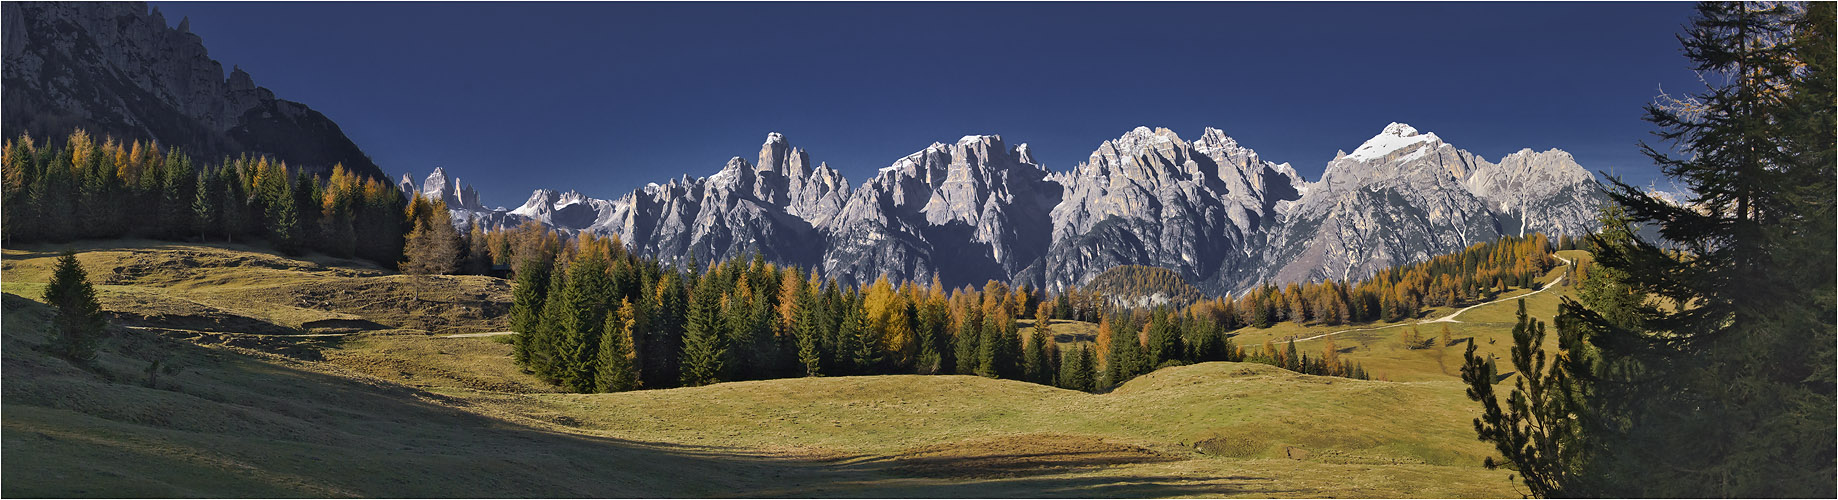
[1535,3,1837,496]
[1461,301,1578,498]
[191,166,221,241]
[1070,344,1096,392]
[793,283,822,377]
[290,169,321,248]
[915,298,950,374]
[644,271,687,388]
[43,252,107,362]
[219,164,246,243]
[953,307,981,375]
[33,148,76,243]
[157,149,194,238]
[1103,312,1138,385]
[508,257,553,367]
[1024,326,1051,384]
[554,255,613,392]
[680,277,726,387]
[1146,310,1181,366]
[976,317,1003,378]
[266,175,301,254]
[595,298,640,392]
[840,301,876,374]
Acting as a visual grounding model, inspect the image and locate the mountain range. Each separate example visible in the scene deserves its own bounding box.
[9,2,1604,294]
[410,123,1605,294]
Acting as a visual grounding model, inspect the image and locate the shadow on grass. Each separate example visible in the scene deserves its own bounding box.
[7,293,1282,498]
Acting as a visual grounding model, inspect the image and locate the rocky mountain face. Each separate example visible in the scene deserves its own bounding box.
[1,2,386,180]
[1245,123,1603,292]
[416,122,1602,293]
[1032,126,1304,293]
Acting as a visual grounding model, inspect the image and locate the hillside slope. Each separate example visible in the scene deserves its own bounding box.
[2,241,1521,497]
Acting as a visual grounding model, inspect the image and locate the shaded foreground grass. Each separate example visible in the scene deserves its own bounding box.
[2,241,1521,497]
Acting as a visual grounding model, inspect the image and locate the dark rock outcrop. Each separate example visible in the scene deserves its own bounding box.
[2,2,386,180]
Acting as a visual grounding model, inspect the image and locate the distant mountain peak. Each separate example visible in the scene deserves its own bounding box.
[1346,122,1443,162]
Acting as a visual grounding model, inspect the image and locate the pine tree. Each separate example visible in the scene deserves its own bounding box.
[644,271,687,388]
[915,298,949,374]
[43,252,106,362]
[266,175,301,254]
[1103,312,1140,385]
[1146,310,1181,366]
[1461,300,1578,498]
[509,257,553,367]
[679,277,726,387]
[191,166,220,241]
[1072,344,1096,392]
[793,283,822,377]
[1540,4,1837,496]
[840,301,876,374]
[157,149,194,239]
[1024,325,1051,384]
[219,163,246,243]
[555,255,612,392]
[290,169,320,248]
[595,298,640,392]
[953,307,981,375]
[976,318,1001,378]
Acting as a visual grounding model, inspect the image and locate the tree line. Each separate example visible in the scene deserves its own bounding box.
[1048,233,1557,332]
[2,130,408,265]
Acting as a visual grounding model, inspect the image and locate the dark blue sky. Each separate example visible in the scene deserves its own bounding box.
[157,1,1701,207]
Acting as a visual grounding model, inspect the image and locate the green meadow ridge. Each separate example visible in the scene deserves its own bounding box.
[0,239,1575,497]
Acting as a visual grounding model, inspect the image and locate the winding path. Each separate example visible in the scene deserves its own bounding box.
[439,331,516,338]
[1282,255,1573,343]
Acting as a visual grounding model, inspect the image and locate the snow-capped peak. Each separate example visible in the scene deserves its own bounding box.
[1345,122,1441,162]
[958,135,989,145]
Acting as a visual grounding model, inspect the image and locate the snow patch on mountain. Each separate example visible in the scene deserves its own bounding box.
[1346,122,1441,162]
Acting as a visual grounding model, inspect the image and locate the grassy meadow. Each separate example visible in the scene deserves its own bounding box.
[0,240,1546,497]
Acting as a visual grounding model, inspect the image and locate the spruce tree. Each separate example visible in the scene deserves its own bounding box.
[509,257,553,367]
[953,307,981,375]
[191,166,220,241]
[1024,326,1051,384]
[1074,344,1096,392]
[33,149,76,243]
[557,255,613,392]
[529,263,571,383]
[793,286,822,377]
[1146,310,1181,366]
[679,277,726,387]
[266,177,301,255]
[595,299,640,392]
[290,169,320,248]
[157,149,193,239]
[840,302,876,374]
[976,317,1002,378]
[1534,3,1837,497]
[44,252,106,362]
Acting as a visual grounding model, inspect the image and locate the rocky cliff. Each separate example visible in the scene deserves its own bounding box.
[2,2,386,180]
[410,123,1602,293]
[1246,123,1603,292]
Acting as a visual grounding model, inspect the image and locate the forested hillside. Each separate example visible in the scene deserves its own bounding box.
[2,131,406,264]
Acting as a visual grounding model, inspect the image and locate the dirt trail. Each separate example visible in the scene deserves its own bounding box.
[439,331,515,338]
[1284,255,1573,343]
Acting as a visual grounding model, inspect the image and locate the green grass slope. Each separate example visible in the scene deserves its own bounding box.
[2,241,1524,497]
